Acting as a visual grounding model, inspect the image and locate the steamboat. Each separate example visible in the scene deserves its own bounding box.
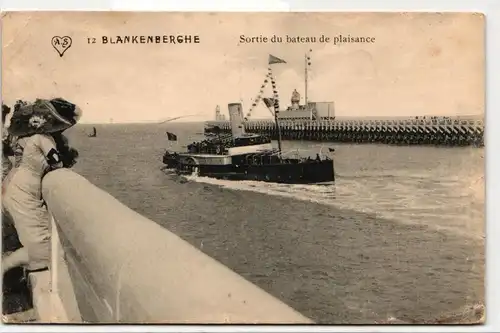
[162,103,334,184]
[162,53,335,184]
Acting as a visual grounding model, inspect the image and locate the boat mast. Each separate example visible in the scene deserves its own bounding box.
[267,54,287,160]
[305,50,313,119]
[304,52,308,107]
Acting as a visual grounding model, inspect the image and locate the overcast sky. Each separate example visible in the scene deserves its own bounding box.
[2,12,484,123]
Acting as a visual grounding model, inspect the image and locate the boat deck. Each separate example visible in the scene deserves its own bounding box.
[178,153,228,158]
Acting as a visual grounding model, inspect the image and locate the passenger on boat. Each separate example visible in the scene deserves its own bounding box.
[2,98,81,275]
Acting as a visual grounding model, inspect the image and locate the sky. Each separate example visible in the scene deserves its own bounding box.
[2,12,484,123]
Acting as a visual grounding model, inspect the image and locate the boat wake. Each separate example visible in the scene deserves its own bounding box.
[173,169,484,241]
[183,172,338,204]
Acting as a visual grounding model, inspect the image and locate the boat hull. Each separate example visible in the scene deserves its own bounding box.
[162,153,335,184]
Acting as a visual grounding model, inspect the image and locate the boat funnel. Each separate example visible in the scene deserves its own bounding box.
[228,103,246,137]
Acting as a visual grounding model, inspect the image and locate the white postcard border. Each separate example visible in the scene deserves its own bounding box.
[0,1,495,332]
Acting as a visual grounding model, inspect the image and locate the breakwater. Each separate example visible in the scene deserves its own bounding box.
[205,116,484,147]
[31,168,312,324]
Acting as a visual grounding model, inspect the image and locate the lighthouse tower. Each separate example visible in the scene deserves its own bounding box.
[291,89,300,110]
[215,105,221,120]
[215,105,226,121]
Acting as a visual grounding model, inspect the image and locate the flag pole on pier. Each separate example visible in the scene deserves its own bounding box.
[268,54,286,160]
[304,53,308,106]
[305,49,312,117]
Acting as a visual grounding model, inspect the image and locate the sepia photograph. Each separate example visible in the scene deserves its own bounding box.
[1,11,484,324]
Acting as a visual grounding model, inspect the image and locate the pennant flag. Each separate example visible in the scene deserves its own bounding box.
[166,131,178,141]
[263,97,275,109]
[268,54,286,65]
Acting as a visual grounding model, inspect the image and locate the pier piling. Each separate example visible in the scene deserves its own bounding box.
[205,116,484,147]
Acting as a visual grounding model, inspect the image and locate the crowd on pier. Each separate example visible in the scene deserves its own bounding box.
[2,98,81,314]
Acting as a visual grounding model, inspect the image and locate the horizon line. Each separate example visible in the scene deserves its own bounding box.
[77,119,212,125]
[77,113,484,125]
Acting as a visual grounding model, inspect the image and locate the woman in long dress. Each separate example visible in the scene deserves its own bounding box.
[2,98,81,274]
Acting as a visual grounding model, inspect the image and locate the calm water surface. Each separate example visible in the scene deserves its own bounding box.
[65,123,485,324]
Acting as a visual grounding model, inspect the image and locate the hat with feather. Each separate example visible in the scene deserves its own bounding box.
[7,98,82,137]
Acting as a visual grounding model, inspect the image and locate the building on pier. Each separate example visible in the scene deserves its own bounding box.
[276,89,336,121]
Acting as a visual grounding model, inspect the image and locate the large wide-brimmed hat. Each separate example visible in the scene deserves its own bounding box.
[7,98,82,137]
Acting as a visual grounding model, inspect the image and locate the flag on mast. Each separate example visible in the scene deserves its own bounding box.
[263,97,280,115]
[268,54,286,65]
[263,97,275,109]
[166,131,178,141]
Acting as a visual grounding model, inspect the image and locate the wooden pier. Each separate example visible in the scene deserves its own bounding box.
[205,116,484,147]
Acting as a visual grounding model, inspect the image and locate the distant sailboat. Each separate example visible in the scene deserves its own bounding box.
[88,126,97,137]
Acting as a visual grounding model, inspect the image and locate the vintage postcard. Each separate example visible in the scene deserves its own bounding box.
[1,12,484,324]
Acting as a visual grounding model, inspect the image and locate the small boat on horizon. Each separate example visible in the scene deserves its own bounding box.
[88,126,97,137]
